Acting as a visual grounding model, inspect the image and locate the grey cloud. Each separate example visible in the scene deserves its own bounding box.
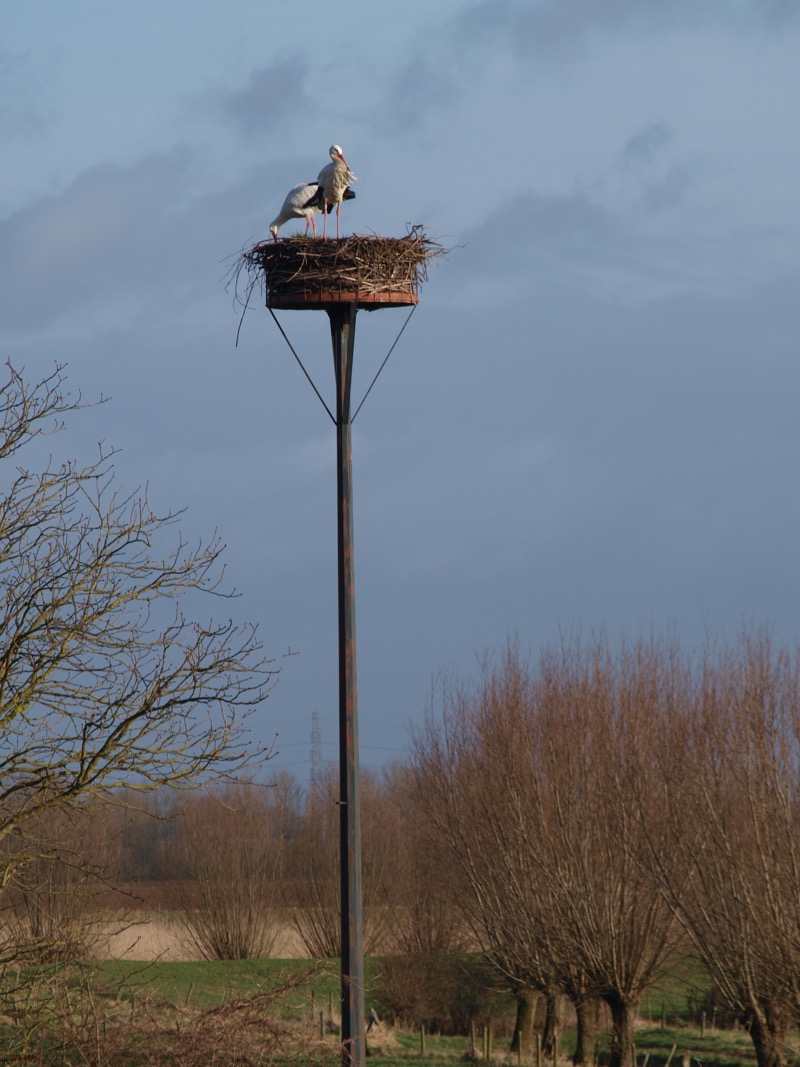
[619,122,675,167]
[0,152,193,331]
[0,48,50,141]
[0,150,283,334]
[636,166,691,212]
[368,54,458,135]
[610,122,691,213]
[451,0,661,56]
[218,57,313,137]
[451,0,800,58]
[443,166,762,315]
[363,0,800,142]
[348,252,800,688]
[756,0,800,28]
[446,188,668,304]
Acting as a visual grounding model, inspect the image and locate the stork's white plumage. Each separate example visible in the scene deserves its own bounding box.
[317,144,357,239]
[269,182,323,239]
[269,179,356,240]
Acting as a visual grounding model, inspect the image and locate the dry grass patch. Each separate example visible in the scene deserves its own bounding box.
[94,913,310,961]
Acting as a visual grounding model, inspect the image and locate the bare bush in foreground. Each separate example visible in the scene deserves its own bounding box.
[0,361,279,965]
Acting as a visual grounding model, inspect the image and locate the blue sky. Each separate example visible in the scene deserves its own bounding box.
[3,1,800,781]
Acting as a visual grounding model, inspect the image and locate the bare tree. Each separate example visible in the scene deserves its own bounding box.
[0,363,278,951]
[170,782,281,960]
[286,766,395,958]
[411,647,574,1058]
[530,637,683,1067]
[368,762,472,1034]
[650,630,800,1067]
[380,761,466,959]
[412,638,682,1067]
[0,799,115,962]
[108,786,177,885]
[284,768,340,959]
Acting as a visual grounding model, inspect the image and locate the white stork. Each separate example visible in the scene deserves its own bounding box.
[317,144,357,239]
[269,180,356,240]
[269,182,321,239]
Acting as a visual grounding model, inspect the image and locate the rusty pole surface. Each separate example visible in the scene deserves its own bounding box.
[329,302,366,1067]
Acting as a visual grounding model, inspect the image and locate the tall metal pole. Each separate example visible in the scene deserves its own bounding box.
[329,302,365,1067]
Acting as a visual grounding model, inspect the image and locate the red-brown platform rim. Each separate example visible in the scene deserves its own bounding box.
[267,290,419,310]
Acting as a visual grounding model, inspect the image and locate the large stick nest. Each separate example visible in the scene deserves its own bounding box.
[230,226,445,310]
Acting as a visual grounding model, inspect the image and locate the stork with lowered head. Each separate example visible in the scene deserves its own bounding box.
[269,179,355,239]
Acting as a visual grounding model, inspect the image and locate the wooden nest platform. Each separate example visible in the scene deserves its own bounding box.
[239,227,444,311]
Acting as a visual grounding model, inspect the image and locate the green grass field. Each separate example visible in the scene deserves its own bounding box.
[2,954,779,1067]
[98,956,340,1013]
[102,954,758,1066]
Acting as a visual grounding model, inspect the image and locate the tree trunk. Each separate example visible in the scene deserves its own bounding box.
[511,989,536,1055]
[572,995,597,1066]
[604,991,638,1067]
[747,1008,787,1067]
[539,993,561,1057]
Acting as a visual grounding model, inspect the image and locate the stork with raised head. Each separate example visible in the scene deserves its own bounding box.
[317,144,357,239]
[269,180,356,240]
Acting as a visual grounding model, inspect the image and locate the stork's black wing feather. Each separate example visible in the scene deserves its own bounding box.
[300,183,323,209]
